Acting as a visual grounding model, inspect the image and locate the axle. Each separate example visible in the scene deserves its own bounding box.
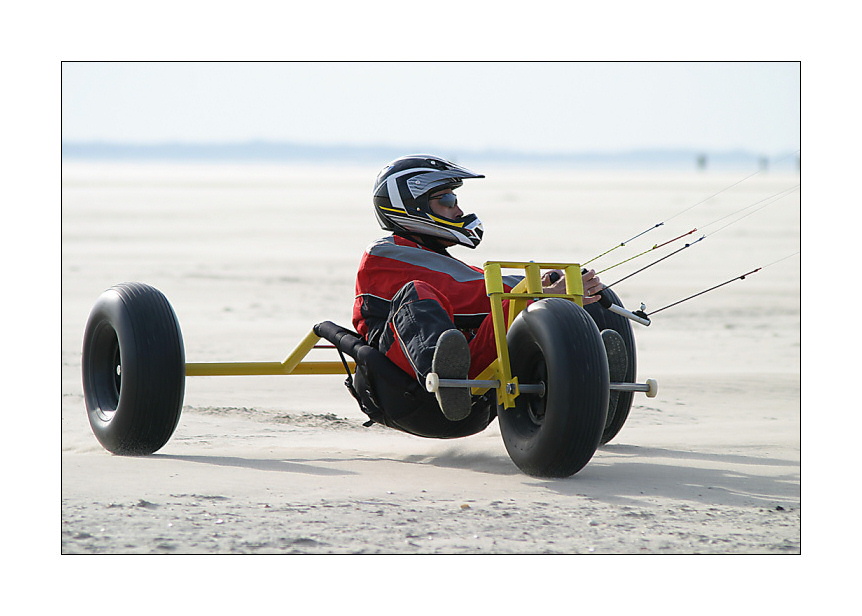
[426,374,658,398]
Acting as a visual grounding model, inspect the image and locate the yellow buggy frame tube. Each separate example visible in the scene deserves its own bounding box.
[475,262,584,408]
[183,261,586,411]
[185,330,356,377]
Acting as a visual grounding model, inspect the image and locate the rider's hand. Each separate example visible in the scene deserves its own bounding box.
[581,268,604,305]
[542,269,566,294]
[542,269,604,305]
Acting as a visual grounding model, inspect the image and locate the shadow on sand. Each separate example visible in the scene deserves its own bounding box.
[154,453,359,476]
[154,441,798,509]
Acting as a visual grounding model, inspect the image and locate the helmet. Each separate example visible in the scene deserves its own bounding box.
[372,154,485,249]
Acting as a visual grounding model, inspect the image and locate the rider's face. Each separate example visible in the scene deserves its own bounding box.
[428,188,464,219]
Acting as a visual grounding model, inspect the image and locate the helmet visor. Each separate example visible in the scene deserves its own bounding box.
[405,167,484,199]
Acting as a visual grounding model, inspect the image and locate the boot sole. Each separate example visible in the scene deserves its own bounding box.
[431,329,472,421]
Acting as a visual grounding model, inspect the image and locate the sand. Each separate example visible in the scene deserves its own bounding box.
[60,161,801,563]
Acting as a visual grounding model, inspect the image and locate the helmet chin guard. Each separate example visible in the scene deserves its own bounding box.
[372,154,485,249]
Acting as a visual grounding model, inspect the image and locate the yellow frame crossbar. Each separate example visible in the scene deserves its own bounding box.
[183,261,584,410]
[478,261,584,408]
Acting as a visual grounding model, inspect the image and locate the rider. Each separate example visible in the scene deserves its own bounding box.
[352,154,604,422]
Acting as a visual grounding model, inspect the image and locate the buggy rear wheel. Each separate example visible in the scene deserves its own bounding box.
[82,282,185,455]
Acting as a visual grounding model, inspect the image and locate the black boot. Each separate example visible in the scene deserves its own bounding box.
[431,329,472,421]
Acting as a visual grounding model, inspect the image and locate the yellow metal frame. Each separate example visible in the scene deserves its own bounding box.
[184,261,584,410]
[474,262,584,408]
[185,330,356,377]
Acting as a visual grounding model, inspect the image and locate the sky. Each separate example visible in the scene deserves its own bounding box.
[61,62,800,156]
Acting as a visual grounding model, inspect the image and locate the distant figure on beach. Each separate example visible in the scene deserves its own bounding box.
[351,154,604,421]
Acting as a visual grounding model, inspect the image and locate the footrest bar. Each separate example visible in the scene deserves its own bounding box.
[425,373,545,396]
[610,378,658,398]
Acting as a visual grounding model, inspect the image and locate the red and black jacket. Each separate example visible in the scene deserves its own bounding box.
[353,235,522,346]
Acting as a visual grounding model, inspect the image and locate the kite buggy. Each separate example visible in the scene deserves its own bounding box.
[81,261,656,478]
[80,147,798,478]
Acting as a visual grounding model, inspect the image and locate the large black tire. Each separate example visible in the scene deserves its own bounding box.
[82,283,185,455]
[498,298,608,478]
[585,286,637,445]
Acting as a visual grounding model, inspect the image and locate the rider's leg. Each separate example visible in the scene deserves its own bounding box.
[377,281,471,421]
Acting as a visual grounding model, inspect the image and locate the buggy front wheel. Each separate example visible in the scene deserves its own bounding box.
[585,285,637,445]
[498,298,608,478]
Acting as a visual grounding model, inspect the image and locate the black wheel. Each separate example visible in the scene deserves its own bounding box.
[82,282,185,455]
[585,286,637,445]
[498,298,608,478]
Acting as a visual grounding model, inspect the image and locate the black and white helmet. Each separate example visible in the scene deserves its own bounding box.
[372,154,485,249]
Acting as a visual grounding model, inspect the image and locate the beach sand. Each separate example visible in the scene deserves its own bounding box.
[61,161,800,557]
